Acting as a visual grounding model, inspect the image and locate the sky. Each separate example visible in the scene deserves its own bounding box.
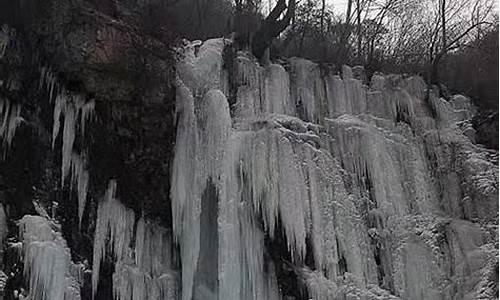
[327,0,349,14]
[262,0,350,16]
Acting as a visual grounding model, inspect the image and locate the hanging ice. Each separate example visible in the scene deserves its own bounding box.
[19,215,82,300]
[92,180,178,300]
[0,24,11,59]
[170,38,498,300]
[0,97,22,154]
[50,85,95,227]
[172,39,382,300]
[70,153,89,226]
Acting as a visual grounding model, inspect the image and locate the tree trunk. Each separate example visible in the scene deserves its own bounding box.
[251,0,296,60]
[441,0,446,52]
[320,0,326,34]
[356,0,362,64]
[338,0,353,63]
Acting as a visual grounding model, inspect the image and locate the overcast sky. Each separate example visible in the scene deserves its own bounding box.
[262,0,350,15]
[327,0,349,14]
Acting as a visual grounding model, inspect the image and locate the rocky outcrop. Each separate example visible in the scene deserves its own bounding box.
[0,0,177,298]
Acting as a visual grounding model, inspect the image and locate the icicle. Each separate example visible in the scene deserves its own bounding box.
[233,55,263,120]
[302,268,338,300]
[93,181,178,299]
[61,100,76,185]
[403,76,427,101]
[80,98,95,138]
[134,217,173,277]
[170,81,200,300]
[19,215,82,300]
[53,91,93,189]
[39,66,47,90]
[217,133,284,300]
[0,97,22,153]
[197,89,232,179]
[233,55,295,119]
[70,153,89,226]
[344,77,367,115]
[263,64,295,116]
[177,38,229,95]
[52,92,64,148]
[326,74,349,117]
[92,180,135,297]
[217,134,244,300]
[0,25,10,59]
[342,65,353,79]
[289,57,326,123]
[0,203,7,255]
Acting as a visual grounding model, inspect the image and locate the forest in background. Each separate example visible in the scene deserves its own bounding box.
[2,0,498,110]
[170,0,499,111]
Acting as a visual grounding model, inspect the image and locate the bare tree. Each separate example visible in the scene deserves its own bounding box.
[251,0,296,60]
[320,0,326,33]
[356,0,362,63]
[427,0,495,86]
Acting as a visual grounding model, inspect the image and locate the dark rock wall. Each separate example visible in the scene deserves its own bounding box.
[0,0,178,298]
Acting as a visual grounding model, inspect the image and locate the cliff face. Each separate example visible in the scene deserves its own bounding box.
[0,3,498,300]
[0,1,176,299]
[171,39,498,300]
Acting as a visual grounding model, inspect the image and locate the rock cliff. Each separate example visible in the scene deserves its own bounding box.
[0,3,497,300]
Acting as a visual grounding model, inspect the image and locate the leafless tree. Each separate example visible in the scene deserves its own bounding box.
[250,0,296,60]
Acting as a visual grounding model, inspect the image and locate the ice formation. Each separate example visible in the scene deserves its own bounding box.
[92,180,178,300]
[70,153,89,226]
[19,215,82,300]
[0,27,21,152]
[5,35,494,300]
[47,80,95,226]
[0,97,22,153]
[170,38,498,300]
[0,24,10,59]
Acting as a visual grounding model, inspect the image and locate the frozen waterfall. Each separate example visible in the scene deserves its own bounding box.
[1,36,496,300]
[170,38,498,300]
